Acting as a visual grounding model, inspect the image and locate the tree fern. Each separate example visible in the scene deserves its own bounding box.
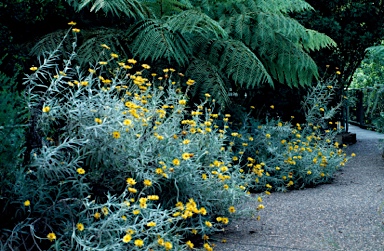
[74,0,149,18]
[185,58,230,107]
[128,19,192,66]
[166,9,228,39]
[197,38,273,88]
[219,4,336,87]
[142,0,193,17]
[29,30,70,57]
[77,28,127,66]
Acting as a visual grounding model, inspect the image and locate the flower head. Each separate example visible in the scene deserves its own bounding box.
[24,200,31,206]
[77,168,85,174]
[102,207,109,216]
[42,106,50,113]
[68,21,76,25]
[172,158,180,166]
[143,179,152,187]
[122,234,132,243]
[112,131,121,139]
[76,223,84,231]
[47,232,56,242]
[134,239,144,247]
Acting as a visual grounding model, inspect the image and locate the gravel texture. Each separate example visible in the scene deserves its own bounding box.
[212,125,384,251]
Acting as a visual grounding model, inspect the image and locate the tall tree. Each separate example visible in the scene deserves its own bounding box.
[293,0,384,89]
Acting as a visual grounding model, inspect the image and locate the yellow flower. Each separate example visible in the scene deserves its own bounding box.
[127,58,137,64]
[265,134,271,139]
[228,206,236,213]
[270,105,274,109]
[72,28,80,33]
[164,242,173,250]
[307,170,312,175]
[47,232,56,242]
[179,99,187,105]
[186,79,195,86]
[186,240,194,248]
[147,195,159,200]
[143,179,152,187]
[147,221,156,227]
[68,21,76,25]
[128,187,137,193]
[351,153,356,157]
[122,234,132,243]
[42,106,50,113]
[102,207,108,216]
[142,64,150,69]
[172,158,180,166]
[126,178,136,186]
[30,66,38,71]
[336,70,341,75]
[319,108,325,112]
[101,44,110,50]
[122,119,132,126]
[94,212,101,219]
[24,200,31,206]
[133,209,140,215]
[80,81,88,86]
[112,131,121,139]
[134,239,144,247]
[257,204,265,210]
[110,53,119,58]
[76,223,84,231]
[205,221,212,227]
[77,168,85,174]
[199,207,207,215]
[203,243,213,251]
[182,152,191,160]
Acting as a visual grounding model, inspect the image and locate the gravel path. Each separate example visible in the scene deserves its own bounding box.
[212,125,384,251]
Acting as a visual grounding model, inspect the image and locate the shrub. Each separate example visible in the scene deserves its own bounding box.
[1,28,262,250]
[228,82,353,192]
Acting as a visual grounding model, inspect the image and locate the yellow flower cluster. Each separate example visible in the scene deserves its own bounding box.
[172,198,207,219]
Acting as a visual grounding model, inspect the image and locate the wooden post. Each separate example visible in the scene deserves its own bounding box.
[356,90,364,127]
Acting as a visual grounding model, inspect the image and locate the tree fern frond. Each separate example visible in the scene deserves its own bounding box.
[199,39,273,89]
[253,12,336,52]
[166,10,228,39]
[259,32,319,88]
[77,29,127,66]
[142,0,193,18]
[185,58,230,107]
[300,29,337,51]
[128,19,191,66]
[29,30,70,57]
[76,0,148,18]
[255,0,313,14]
[366,45,384,57]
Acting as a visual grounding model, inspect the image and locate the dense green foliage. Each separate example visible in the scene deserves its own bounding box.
[2,0,336,107]
[294,0,384,89]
